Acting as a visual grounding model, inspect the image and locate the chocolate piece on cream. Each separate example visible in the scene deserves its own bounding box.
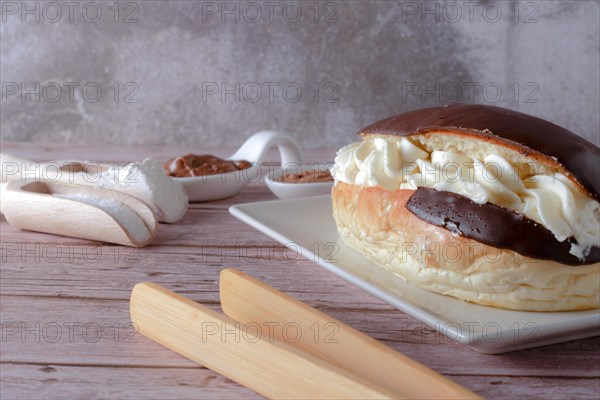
[406,187,600,265]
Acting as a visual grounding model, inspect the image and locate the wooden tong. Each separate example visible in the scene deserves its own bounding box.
[130,269,480,399]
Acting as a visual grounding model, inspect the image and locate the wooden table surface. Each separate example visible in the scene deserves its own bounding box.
[1,142,599,400]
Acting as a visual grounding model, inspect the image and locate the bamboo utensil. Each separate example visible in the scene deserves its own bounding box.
[2,179,157,247]
[220,268,480,399]
[130,269,481,399]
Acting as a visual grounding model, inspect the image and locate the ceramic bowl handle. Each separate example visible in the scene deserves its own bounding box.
[229,131,303,167]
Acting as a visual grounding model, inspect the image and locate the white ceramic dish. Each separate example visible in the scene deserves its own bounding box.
[265,163,334,199]
[230,195,600,354]
[172,131,303,202]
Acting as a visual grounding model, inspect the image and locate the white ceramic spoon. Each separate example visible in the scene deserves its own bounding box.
[2,179,157,247]
[173,131,303,202]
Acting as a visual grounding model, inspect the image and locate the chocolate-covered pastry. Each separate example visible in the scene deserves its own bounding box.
[331,104,600,311]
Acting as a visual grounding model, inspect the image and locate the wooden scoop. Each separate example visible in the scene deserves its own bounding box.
[1,154,188,223]
[2,179,157,247]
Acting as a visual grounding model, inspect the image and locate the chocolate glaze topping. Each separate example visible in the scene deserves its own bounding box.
[406,187,600,265]
[361,104,600,198]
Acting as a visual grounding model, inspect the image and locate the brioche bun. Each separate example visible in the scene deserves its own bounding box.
[332,182,599,311]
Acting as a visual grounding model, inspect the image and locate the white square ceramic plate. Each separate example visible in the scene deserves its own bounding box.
[230,195,600,354]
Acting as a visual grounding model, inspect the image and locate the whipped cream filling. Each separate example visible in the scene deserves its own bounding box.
[332,136,600,260]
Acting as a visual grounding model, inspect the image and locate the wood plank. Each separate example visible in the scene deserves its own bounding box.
[0,363,260,400]
[449,375,600,400]
[2,295,599,378]
[2,364,598,400]
[0,244,385,308]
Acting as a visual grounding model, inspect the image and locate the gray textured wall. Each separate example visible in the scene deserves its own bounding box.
[1,0,599,148]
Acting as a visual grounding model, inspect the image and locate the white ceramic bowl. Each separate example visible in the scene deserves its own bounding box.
[265,163,334,200]
[176,170,257,202]
[171,131,303,202]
